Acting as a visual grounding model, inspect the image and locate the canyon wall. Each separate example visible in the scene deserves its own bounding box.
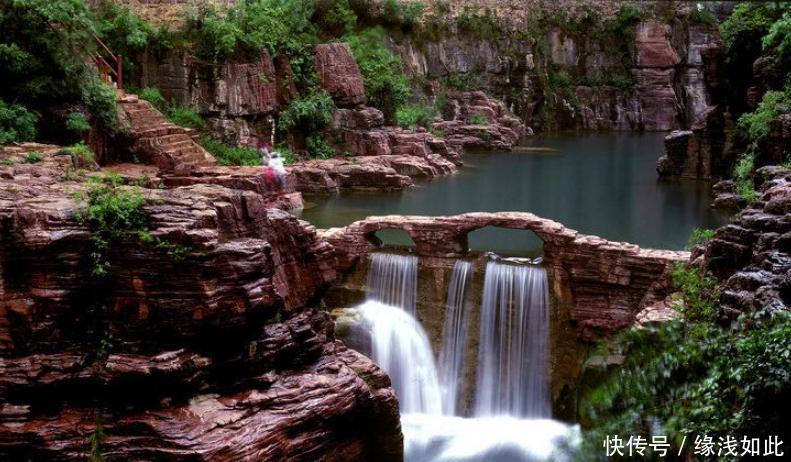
[389,5,720,134]
[0,144,403,460]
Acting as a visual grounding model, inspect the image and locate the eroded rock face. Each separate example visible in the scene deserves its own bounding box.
[693,167,791,320]
[0,149,403,460]
[656,106,730,180]
[434,91,528,150]
[134,49,293,146]
[314,43,366,107]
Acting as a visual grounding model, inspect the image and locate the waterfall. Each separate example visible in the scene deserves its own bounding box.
[437,260,473,416]
[357,301,443,415]
[367,253,418,314]
[474,261,551,418]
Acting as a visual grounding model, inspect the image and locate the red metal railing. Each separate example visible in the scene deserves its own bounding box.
[93,34,123,91]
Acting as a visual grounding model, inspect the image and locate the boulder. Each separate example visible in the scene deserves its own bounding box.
[314,43,367,107]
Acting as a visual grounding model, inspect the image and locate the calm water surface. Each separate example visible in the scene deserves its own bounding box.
[299,133,729,254]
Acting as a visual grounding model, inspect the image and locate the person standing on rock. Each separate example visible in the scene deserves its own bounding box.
[269,151,286,189]
[258,141,277,191]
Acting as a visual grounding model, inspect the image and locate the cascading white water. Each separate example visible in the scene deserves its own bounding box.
[366,253,418,314]
[349,252,572,461]
[356,300,443,415]
[437,260,473,416]
[474,261,551,418]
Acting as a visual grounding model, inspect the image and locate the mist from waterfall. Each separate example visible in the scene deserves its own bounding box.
[474,261,551,418]
[366,253,418,314]
[356,300,443,415]
[437,260,473,416]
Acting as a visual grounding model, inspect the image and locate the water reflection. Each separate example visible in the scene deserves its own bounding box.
[299,133,729,252]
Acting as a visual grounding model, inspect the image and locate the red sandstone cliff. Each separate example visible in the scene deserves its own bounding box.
[0,144,403,460]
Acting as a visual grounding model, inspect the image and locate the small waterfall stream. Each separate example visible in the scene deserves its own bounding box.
[437,260,473,416]
[348,252,573,461]
[475,261,551,418]
[366,253,418,313]
[357,301,443,415]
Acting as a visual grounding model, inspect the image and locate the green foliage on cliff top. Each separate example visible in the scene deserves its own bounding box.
[763,10,791,75]
[345,27,412,123]
[721,2,786,59]
[184,0,318,69]
[0,0,118,136]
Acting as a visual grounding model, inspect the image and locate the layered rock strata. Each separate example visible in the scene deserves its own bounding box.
[434,91,529,150]
[692,166,791,320]
[0,145,403,460]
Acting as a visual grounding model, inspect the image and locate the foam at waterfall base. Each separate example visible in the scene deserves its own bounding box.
[402,414,579,462]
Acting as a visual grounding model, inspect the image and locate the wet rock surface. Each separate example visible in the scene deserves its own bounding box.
[0,145,403,461]
[321,212,687,337]
[434,91,528,150]
[693,167,791,320]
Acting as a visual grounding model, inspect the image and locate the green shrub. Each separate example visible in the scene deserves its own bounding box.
[77,173,148,277]
[199,136,262,166]
[733,151,760,202]
[468,112,489,125]
[686,228,716,249]
[64,141,95,163]
[456,6,500,40]
[345,27,411,123]
[737,89,790,142]
[689,6,717,27]
[306,134,335,159]
[184,0,319,69]
[23,152,43,164]
[166,106,205,130]
[278,89,336,132]
[66,111,91,134]
[446,70,483,92]
[0,0,119,130]
[138,87,167,111]
[80,79,118,128]
[763,11,791,71]
[395,104,436,129]
[0,100,38,144]
[314,0,357,36]
[671,262,719,322]
[579,311,791,460]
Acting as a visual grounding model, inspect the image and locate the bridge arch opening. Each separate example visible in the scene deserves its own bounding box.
[465,226,544,257]
[365,228,417,250]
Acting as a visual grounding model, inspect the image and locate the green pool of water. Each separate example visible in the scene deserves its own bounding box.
[298,133,730,255]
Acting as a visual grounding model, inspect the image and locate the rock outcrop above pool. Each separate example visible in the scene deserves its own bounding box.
[0,145,403,461]
[321,212,688,337]
[693,166,791,319]
[434,91,529,150]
